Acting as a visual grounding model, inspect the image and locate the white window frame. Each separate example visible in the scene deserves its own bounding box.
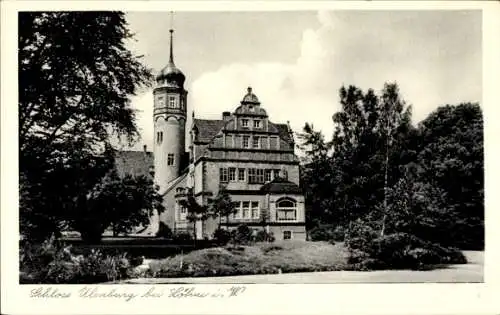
[242,201,250,219]
[168,95,177,108]
[241,119,249,128]
[251,201,260,219]
[276,197,297,222]
[252,136,260,149]
[228,167,236,181]
[253,119,261,128]
[238,168,246,181]
[243,135,250,148]
[220,168,228,183]
[264,169,272,182]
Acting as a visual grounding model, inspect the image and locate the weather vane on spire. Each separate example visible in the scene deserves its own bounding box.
[169,11,174,32]
[168,11,175,64]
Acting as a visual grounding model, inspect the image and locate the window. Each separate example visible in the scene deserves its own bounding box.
[242,119,249,128]
[251,202,259,219]
[157,132,163,144]
[179,203,187,220]
[264,169,272,182]
[243,136,250,148]
[157,96,165,107]
[220,168,228,183]
[256,169,265,183]
[226,135,233,148]
[273,169,280,179]
[248,168,257,183]
[167,153,174,165]
[228,168,236,181]
[276,198,297,221]
[168,95,177,108]
[252,136,260,148]
[232,201,242,219]
[283,231,292,240]
[253,120,261,128]
[242,201,250,219]
[238,168,245,181]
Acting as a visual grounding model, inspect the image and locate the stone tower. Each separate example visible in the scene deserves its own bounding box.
[153,28,187,192]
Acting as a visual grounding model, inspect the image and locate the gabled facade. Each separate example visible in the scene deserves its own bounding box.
[120,26,306,240]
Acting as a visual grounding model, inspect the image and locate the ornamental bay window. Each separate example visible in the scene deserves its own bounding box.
[276,197,297,221]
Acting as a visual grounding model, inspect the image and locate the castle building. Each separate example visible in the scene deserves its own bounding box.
[118,27,306,241]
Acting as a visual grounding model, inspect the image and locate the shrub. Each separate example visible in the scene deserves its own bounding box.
[156,222,173,238]
[172,231,193,242]
[346,231,467,270]
[20,236,134,284]
[255,230,275,243]
[309,225,344,242]
[231,224,254,245]
[213,228,232,245]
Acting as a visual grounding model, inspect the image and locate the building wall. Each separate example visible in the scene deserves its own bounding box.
[203,160,300,194]
[159,174,188,232]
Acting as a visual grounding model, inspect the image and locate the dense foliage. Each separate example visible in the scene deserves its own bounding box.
[20,237,141,284]
[18,12,154,241]
[298,83,483,266]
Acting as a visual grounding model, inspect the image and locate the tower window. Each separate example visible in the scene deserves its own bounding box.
[157,132,163,144]
[253,120,261,128]
[241,119,249,128]
[252,136,260,148]
[167,153,174,165]
[157,96,165,107]
[168,95,177,108]
[243,136,250,148]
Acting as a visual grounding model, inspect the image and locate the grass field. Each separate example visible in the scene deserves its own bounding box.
[147,240,350,278]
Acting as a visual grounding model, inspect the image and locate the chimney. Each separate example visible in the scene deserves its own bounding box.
[143,145,147,153]
[222,111,231,121]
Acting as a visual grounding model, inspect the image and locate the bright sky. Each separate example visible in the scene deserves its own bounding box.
[124,10,481,151]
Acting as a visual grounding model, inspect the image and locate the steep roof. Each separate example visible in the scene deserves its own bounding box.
[193,119,226,143]
[193,118,293,146]
[260,177,302,194]
[114,150,153,178]
[274,123,293,144]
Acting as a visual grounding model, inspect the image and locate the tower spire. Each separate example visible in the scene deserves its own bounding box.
[169,11,175,64]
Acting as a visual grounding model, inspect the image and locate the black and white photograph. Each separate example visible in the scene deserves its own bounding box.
[16,8,485,283]
[2,1,500,314]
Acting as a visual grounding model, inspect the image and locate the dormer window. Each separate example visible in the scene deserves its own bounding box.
[168,95,177,108]
[241,119,249,128]
[253,120,261,128]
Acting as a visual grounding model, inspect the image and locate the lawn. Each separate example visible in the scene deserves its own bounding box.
[147,240,350,278]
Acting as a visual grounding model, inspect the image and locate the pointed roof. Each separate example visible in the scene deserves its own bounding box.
[192,119,226,143]
[156,28,185,88]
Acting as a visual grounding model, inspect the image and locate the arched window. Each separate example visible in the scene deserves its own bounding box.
[276,197,297,221]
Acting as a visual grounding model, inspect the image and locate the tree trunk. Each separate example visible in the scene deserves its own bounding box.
[381,112,392,237]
